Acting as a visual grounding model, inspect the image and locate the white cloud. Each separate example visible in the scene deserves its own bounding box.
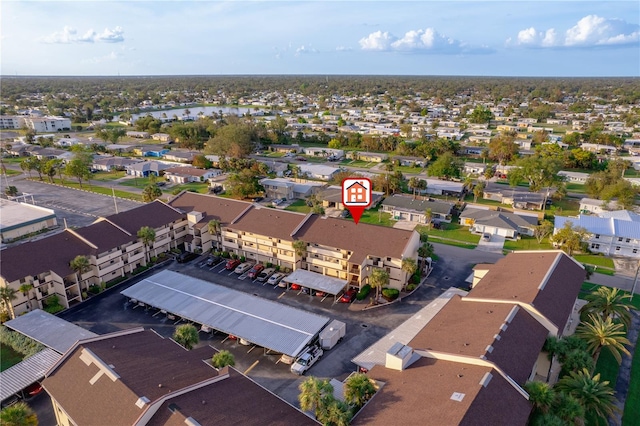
[82,51,122,64]
[335,46,352,52]
[360,28,491,54]
[42,26,124,44]
[510,15,639,48]
[295,44,317,56]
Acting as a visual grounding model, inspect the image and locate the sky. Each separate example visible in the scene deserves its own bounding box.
[1,1,639,77]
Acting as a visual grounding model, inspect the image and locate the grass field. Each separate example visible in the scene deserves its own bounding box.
[285,199,311,213]
[0,344,24,372]
[120,176,154,187]
[417,222,481,244]
[91,170,127,182]
[503,236,554,251]
[546,198,580,217]
[2,169,21,176]
[573,254,615,269]
[394,165,427,174]
[340,159,376,168]
[357,206,396,227]
[566,183,587,193]
[623,340,640,425]
[169,182,209,194]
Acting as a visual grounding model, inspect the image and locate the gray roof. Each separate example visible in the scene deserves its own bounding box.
[121,270,330,357]
[460,208,538,230]
[555,215,640,240]
[4,309,97,354]
[0,348,60,401]
[282,269,347,295]
[381,195,454,215]
[351,288,467,370]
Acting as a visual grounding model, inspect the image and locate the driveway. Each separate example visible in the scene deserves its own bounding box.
[475,234,505,253]
[393,220,418,231]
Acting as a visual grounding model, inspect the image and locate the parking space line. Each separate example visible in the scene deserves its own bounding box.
[244,360,259,375]
[277,292,286,299]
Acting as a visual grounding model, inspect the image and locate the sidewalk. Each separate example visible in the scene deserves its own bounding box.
[587,272,638,295]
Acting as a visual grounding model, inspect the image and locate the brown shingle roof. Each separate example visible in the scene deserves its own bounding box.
[42,329,219,426]
[353,357,531,426]
[0,230,94,282]
[168,192,250,228]
[230,207,308,242]
[147,369,315,426]
[409,296,548,385]
[74,220,134,254]
[104,200,184,235]
[295,216,414,264]
[467,251,585,332]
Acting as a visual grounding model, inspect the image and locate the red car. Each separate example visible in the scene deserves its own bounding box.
[225,259,241,270]
[290,283,302,291]
[340,288,357,303]
[247,264,265,279]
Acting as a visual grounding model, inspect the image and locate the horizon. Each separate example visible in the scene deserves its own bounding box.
[1,1,639,77]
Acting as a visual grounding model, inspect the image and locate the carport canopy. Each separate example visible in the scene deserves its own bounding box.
[0,348,60,402]
[282,269,347,296]
[121,270,330,357]
[4,309,98,354]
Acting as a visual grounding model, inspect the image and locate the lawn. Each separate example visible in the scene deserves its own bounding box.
[623,339,640,425]
[285,199,311,213]
[357,206,396,227]
[0,344,23,372]
[169,182,209,194]
[1,157,25,164]
[119,176,153,187]
[265,152,285,158]
[47,178,144,201]
[503,236,554,251]
[546,198,580,218]
[91,170,127,182]
[2,169,21,176]
[565,183,587,193]
[416,222,480,246]
[573,254,615,269]
[394,165,426,174]
[340,159,376,169]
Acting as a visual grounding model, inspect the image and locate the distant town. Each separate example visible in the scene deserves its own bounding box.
[0,76,639,426]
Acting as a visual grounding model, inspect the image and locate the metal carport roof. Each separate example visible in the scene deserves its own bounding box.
[121,270,330,357]
[4,309,98,354]
[282,269,347,295]
[0,348,60,402]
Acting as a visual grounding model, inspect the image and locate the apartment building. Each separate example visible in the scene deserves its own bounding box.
[23,116,72,132]
[0,115,24,129]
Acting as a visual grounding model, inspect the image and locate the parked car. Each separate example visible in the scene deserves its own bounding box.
[234,262,253,274]
[295,156,307,161]
[482,233,491,242]
[291,346,324,375]
[247,264,265,279]
[225,259,241,270]
[252,196,264,202]
[177,251,198,263]
[268,272,286,286]
[339,288,357,303]
[206,255,222,266]
[257,268,276,282]
[290,283,302,291]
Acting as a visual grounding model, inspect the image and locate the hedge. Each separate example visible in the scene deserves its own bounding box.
[382,288,400,301]
[356,284,371,300]
[0,325,45,358]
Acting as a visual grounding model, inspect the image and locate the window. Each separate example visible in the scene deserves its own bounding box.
[595,234,600,239]
[616,246,621,251]
[626,238,630,243]
[591,244,600,250]
[618,237,623,242]
[633,249,638,254]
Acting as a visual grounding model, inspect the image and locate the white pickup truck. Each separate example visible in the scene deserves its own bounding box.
[290,346,323,375]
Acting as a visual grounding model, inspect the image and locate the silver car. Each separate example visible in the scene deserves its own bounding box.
[234,262,253,274]
[267,272,285,286]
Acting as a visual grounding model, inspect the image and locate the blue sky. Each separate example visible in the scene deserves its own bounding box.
[1,1,639,76]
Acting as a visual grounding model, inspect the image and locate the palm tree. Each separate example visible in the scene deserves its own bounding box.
[137,226,156,264]
[0,286,18,320]
[70,255,91,296]
[408,177,420,199]
[212,350,235,368]
[580,287,633,329]
[292,240,307,270]
[576,314,630,365]
[18,284,34,311]
[208,219,221,251]
[173,324,199,350]
[416,179,427,198]
[552,392,585,425]
[424,208,433,229]
[320,399,352,426]
[473,180,485,202]
[555,368,620,422]
[369,268,389,302]
[298,377,334,420]
[418,242,434,273]
[401,258,417,286]
[0,402,38,426]
[523,381,555,414]
[344,372,378,409]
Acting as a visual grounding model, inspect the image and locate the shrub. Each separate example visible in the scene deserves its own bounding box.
[221,251,230,258]
[382,288,400,301]
[356,284,371,300]
[266,262,273,268]
[274,265,281,272]
[411,272,421,285]
[231,253,238,259]
[240,256,246,262]
[88,285,101,295]
[106,276,126,288]
[42,295,64,314]
[132,265,149,275]
[406,283,417,292]
[150,256,158,263]
[0,325,45,357]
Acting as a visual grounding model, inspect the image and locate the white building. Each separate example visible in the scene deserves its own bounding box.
[0,115,24,130]
[23,116,72,133]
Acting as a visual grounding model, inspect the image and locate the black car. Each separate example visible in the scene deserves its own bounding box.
[177,251,198,263]
[206,255,222,266]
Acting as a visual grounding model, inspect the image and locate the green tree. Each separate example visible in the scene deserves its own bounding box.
[142,183,162,202]
[472,180,485,203]
[70,255,91,296]
[208,219,221,250]
[226,169,262,199]
[488,133,519,165]
[298,377,334,420]
[43,159,62,183]
[369,268,389,301]
[418,242,434,272]
[523,381,555,414]
[344,372,378,409]
[173,324,199,350]
[555,368,620,422]
[18,284,34,311]
[580,287,633,329]
[192,154,212,169]
[401,257,417,286]
[550,221,588,255]
[5,185,19,197]
[293,240,307,269]
[212,350,235,368]
[469,105,493,124]
[0,401,38,426]
[576,314,630,365]
[408,176,420,199]
[137,226,156,264]
[426,152,462,179]
[552,392,585,425]
[533,220,554,244]
[319,399,353,426]
[0,286,18,320]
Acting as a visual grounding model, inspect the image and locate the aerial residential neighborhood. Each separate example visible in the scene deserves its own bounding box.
[1,1,640,424]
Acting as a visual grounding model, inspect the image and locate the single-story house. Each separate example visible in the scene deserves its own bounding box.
[346,151,388,162]
[151,133,172,142]
[92,156,142,171]
[55,138,81,148]
[5,143,40,157]
[126,131,149,139]
[125,160,172,177]
[259,178,324,200]
[580,143,618,155]
[558,171,590,184]
[463,162,487,175]
[162,151,197,163]
[460,207,538,238]
[483,182,548,210]
[381,195,454,224]
[462,146,488,156]
[33,148,70,161]
[133,146,170,157]
[303,147,344,159]
[163,166,221,184]
[270,144,301,153]
[105,144,136,154]
[579,198,621,214]
[393,156,427,167]
[419,179,465,198]
[317,185,383,210]
[297,164,339,181]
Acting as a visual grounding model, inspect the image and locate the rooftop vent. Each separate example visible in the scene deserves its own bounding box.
[480,372,493,388]
[450,392,465,402]
[385,342,414,371]
[135,396,150,408]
